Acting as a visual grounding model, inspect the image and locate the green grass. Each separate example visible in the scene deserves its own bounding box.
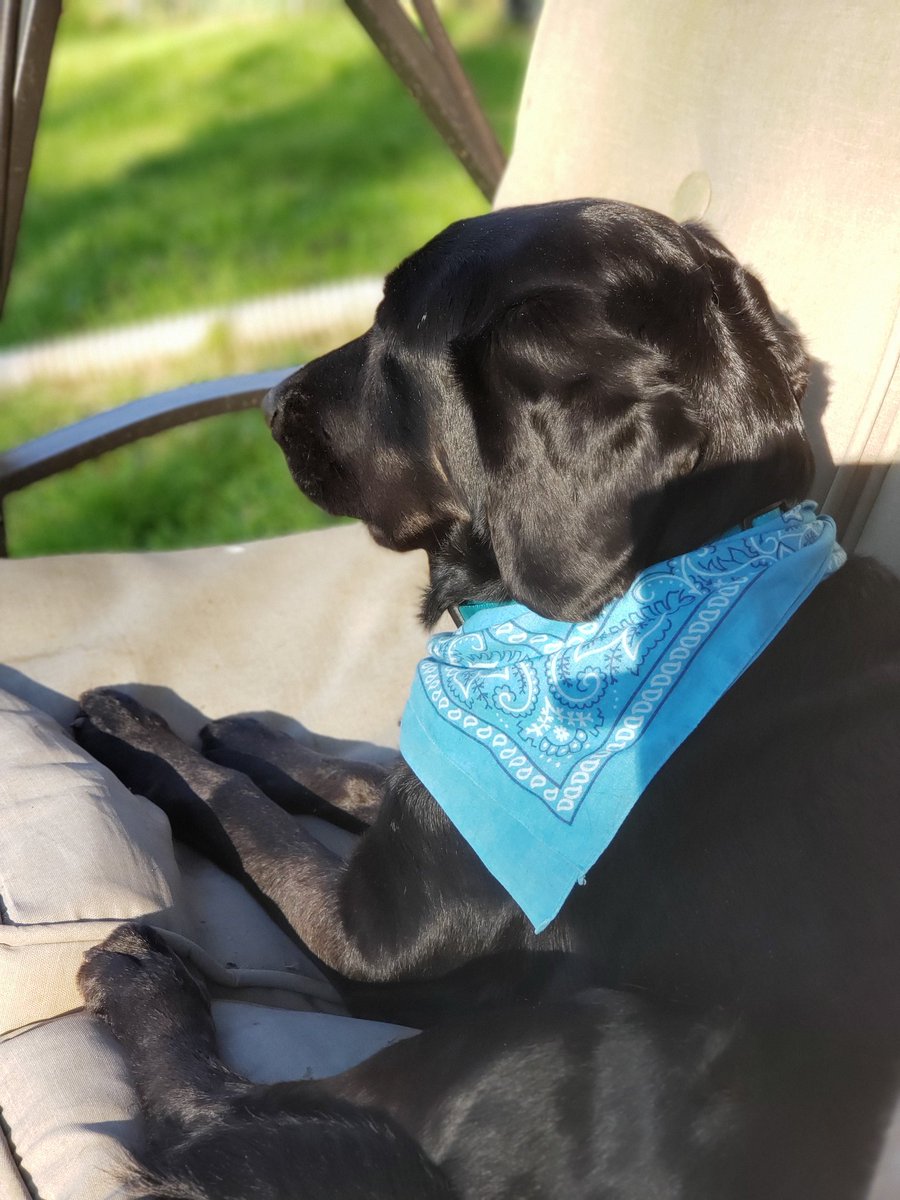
[7,411,335,555]
[0,3,530,556]
[1,338,342,556]
[1,3,528,347]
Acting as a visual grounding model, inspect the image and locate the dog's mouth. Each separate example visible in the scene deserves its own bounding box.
[284,446,360,520]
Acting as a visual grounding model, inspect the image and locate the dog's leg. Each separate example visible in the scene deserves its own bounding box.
[200,715,390,830]
[78,923,244,1143]
[75,688,513,986]
[80,924,458,1199]
[74,689,387,978]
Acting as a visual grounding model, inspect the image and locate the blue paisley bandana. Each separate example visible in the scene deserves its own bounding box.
[400,502,845,932]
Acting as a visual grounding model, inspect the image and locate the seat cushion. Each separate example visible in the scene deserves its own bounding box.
[0,521,440,1035]
[0,681,417,1200]
[0,689,182,1037]
[0,523,437,1198]
[0,521,440,745]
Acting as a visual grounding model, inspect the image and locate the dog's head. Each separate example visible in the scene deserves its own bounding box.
[266,199,813,623]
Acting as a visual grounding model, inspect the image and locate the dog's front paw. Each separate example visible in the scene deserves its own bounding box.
[73,688,182,772]
[200,715,323,811]
[200,710,296,768]
[72,689,215,834]
[78,923,208,1026]
[200,714,286,760]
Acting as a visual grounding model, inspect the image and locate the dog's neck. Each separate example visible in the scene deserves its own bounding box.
[404,502,845,932]
[422,500,798,629]
[422,519,510,627]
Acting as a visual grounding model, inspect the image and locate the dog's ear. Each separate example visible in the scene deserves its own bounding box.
[453,289,703,620]
[685,222,810,407]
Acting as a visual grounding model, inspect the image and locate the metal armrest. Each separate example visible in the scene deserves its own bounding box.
[0,367,293,555]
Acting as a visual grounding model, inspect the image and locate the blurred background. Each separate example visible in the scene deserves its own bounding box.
[0,0,533,555]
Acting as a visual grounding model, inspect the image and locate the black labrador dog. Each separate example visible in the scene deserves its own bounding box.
[74,199,900,1191]
[76,199,900,1039]
[78,923,895,1200]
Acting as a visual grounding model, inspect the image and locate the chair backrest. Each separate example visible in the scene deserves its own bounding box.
[496,0,900,572]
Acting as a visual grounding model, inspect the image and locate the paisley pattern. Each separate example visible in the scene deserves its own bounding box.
[412,503,845,823]
[400,502,845,930]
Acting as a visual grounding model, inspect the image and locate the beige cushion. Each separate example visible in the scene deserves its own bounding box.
[0,680,417,1200]
[0,522,438,1198]
[0,685,346,1039]
[0,690,181,1036]
[211,1002,415,1084]
[0,521,438,744]
[0,1015,142,1200]
[496,0,900,572]
[0,692,178,926]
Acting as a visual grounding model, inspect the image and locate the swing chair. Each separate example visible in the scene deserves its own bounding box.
[0,2,898,1196]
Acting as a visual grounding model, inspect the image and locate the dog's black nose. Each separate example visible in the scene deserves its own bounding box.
[261,385,283,431]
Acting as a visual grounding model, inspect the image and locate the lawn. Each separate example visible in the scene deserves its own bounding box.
[0,1,530,556]
[1,336,345,556]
